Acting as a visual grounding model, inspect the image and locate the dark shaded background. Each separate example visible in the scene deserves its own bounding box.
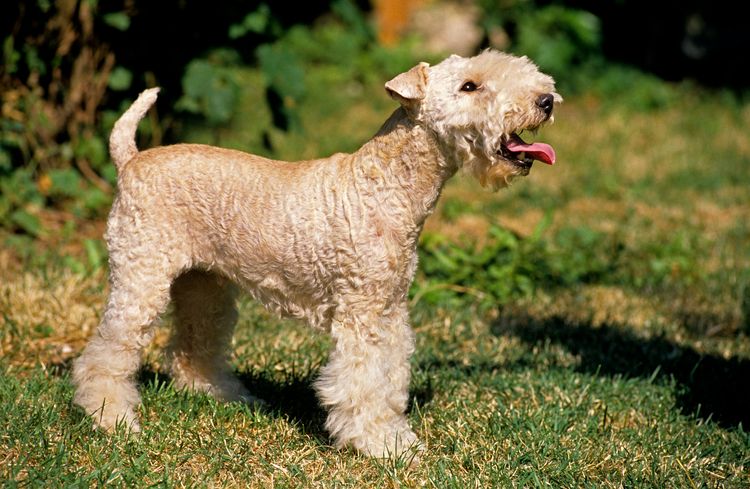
[568,0,749,89]
[3,0,749,92]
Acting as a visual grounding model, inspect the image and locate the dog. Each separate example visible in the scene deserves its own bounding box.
[73,49,560,459]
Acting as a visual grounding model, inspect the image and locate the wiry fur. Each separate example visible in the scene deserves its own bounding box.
[72,49,560,459]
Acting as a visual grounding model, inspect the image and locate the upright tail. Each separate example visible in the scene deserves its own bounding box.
[109,87,160,171]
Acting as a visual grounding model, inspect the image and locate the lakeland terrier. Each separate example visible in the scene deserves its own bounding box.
[73,49,560,459]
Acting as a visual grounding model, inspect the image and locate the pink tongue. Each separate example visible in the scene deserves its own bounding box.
[506,135,556,165]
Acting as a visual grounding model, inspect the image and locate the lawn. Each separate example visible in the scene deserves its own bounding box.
[1,59,749,486]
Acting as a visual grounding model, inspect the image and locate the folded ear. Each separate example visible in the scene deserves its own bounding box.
[385,62,429,105]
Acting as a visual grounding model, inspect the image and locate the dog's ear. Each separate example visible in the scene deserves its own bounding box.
[385,62,429,105]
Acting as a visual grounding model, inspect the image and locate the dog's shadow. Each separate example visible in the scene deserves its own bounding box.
[132,368,329,441]
[490,310,750,428]
[132,367,434,443]
[236,371,327,439]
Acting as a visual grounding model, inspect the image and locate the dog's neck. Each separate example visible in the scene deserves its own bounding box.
[354,107,459,228]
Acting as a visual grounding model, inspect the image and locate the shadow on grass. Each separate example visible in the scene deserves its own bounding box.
[132,368,330,442]
[130,366,434,443]
[491,310,750,428]
[237,371,328,440]
[236,370,435,438]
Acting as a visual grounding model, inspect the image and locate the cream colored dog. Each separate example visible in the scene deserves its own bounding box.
[73,49,560,459]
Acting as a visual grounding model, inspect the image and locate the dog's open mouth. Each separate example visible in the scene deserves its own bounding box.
[498,133,556,168]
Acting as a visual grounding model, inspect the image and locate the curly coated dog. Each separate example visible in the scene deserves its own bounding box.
[73,49,561,459]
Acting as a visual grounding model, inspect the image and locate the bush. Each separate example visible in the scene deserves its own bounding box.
[0,0,383,238]
[413,219,614,310]
[0,1,143,234]
[413,217,709,310]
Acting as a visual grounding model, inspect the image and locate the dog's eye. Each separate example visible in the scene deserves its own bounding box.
[460,81,478,92]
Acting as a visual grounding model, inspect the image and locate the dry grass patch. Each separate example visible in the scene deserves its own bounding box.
[1,267,104,367]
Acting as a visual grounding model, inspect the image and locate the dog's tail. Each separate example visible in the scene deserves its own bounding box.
[109,87,160,171]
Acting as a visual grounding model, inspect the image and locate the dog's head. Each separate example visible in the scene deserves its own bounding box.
[386,49,561,189]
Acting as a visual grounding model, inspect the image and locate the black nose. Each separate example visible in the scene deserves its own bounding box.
[536,93,554,116]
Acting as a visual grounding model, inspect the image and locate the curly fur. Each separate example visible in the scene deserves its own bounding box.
[72,49,560,459]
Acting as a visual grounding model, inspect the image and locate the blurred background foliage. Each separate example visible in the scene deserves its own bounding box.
[1,0,747,236]
[1,0,748,298]
[0,0,408,239]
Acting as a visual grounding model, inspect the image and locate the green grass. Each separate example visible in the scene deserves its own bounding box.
[2,300,748,486]
[2,47,750,486]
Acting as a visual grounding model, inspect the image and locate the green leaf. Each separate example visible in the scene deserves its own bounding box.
[82,187,110,212]
[256,44,306,100]
[332,0,373,43]
[76,136,108,169]
[178,58,239,124]
[84,238,106,270]
[0,149,11,172]
[33,323,54,337]
[62,256,86,275]
[1,168,42,206]
[103,12,131,31]
[174,97,201,114]
[101,164,117,185]
[10,209,43,237]
[37,0,52,12]
[204,85,237,124]
[228,4,271,39]
[48,168,82,197]
[182,60,215,98]
[489,226,519,250]
[108,66,133,91]
[23,46,46,76]
[3,36,20,75]
[72,137,108,172]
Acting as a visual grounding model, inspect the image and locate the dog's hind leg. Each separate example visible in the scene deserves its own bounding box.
[167,270,259,404]
[72,251,174,432]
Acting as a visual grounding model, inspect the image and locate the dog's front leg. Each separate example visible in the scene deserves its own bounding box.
[314,303,421,460]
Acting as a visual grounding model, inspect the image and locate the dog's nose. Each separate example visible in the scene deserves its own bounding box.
[536,93,554,116]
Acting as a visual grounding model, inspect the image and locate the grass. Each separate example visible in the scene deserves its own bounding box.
[2,57,750,486]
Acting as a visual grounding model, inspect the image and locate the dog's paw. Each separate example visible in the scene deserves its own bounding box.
[89,405,141,434]
[353,427,423,464]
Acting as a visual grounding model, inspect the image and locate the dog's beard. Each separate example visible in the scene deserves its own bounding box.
[464,154,529,190]
[452,135,530,191]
